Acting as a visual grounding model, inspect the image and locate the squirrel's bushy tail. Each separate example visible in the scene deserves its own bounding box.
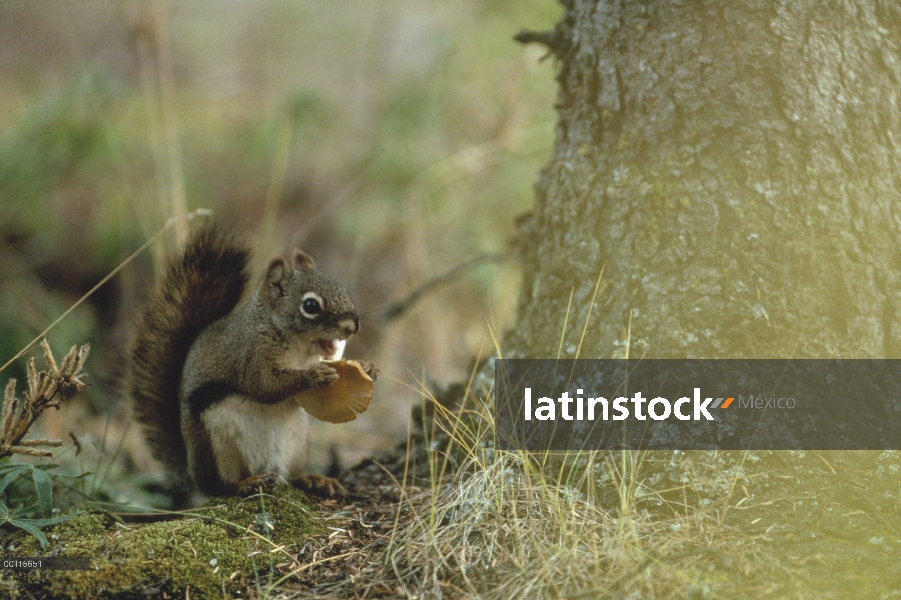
[131,223,250,478]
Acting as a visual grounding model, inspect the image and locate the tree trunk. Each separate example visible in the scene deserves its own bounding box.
[503,3,901,593]
[511,0,901,361]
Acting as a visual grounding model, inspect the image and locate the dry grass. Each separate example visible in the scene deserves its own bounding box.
[0,339,90,459]
[377,413,745,597]
[267,377,774,599]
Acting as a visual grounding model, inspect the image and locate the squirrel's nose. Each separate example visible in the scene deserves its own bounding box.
[339,318,359,337]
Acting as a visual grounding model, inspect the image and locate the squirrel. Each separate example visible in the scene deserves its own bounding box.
[129,221,377,499]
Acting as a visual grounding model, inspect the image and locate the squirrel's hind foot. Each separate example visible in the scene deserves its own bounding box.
[292,474,346,498]
[237,473,278,495]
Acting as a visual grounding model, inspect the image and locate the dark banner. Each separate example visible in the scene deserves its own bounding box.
[494,359,901,450]
[1,557,91,571]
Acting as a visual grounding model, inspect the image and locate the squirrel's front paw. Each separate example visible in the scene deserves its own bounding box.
[308,362,339,387]
[357,360,380,381]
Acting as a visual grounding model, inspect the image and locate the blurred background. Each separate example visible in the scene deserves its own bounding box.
[0,0,559,503]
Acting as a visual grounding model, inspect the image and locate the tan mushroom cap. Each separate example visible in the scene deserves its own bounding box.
[292,360,374,423]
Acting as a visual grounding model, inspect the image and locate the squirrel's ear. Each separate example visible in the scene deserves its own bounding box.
[293,249,316,270]
[266,257,292,301]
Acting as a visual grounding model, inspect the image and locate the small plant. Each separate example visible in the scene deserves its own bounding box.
[1,339,90,459]
[0,339,90,548]
[0,497,78,550]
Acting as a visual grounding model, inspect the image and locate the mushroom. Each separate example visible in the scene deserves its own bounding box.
[292,360,374,423]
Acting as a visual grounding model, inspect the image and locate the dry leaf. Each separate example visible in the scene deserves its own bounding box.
[292,360,374,423]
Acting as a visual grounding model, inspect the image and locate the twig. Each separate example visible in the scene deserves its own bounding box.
[0,209,210,375]
[380,252,512,321]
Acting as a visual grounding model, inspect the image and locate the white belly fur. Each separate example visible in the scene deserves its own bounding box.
[201,395,310,484]
[199,339,346,485]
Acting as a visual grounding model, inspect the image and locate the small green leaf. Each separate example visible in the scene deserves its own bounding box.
[0,465,29,493]
[0,498,9,521]
[14,512,81,527]
[11,502,43,518]
[32,468,53,518]
[9,519,49,549]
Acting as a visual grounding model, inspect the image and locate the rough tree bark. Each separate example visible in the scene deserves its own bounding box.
[510,0,901,361]
[502,4,901,592]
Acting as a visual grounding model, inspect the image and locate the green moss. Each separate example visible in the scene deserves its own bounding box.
[7,487,323,598]
[200,486,323,548]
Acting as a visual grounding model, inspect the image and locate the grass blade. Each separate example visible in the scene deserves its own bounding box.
[14,512,81,527]
[32,467,53,518]
[0,465,29,493]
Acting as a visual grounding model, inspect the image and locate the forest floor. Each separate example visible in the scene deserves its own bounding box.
[2,412,900,599]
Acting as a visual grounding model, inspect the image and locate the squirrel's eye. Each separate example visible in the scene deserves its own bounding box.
[300,293,323,318]
[303,298,321,314]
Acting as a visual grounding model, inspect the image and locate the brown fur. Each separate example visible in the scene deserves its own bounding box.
[130,221,369,497]
[130,224,250,483]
